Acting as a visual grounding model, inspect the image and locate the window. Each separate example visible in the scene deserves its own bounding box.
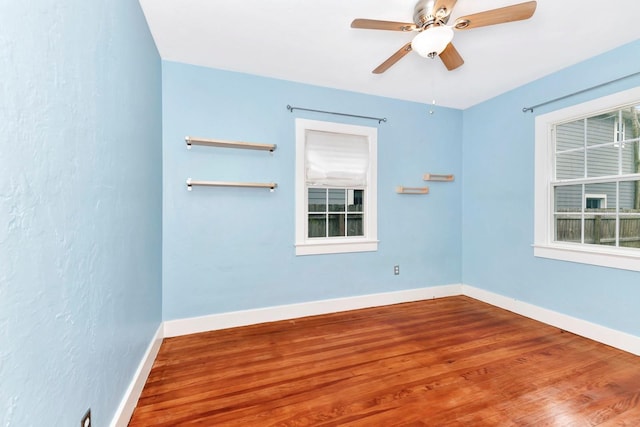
[585,194,607,209]
[295,119,378,255]
[534,86,640,271]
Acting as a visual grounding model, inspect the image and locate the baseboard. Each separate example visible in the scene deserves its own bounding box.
[163,284,463,337]
[110,324,164,427]
[164,283,640,355]
[163,284,640,356]
[462,284,640,356]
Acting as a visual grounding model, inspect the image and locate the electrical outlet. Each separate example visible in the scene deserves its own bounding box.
[81,409,91,427]
[394,265,400,275]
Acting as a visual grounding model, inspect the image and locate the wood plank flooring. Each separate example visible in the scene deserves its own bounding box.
[129,296,640,426]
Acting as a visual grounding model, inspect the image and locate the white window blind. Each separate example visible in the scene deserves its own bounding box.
[305,130,369,187]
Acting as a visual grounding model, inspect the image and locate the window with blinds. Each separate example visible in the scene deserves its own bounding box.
[295,119,378,256]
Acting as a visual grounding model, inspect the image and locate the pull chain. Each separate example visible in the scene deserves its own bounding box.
[429,57,436,115]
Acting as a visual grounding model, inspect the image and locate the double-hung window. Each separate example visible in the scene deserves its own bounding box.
[295,119,378,256]
[534,86,640,271]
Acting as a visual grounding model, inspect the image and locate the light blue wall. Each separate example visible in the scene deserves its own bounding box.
[0,0,162,426]
[462,39,640,336]
[162,61,463,320]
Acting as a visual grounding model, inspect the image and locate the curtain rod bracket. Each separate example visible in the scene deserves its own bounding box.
[287,104,387,124]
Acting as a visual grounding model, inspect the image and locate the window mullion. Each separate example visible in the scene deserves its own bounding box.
[580,184,585,244]
[583,118,588,179]
[553,173,640,186]
[618,110,623,175]
[581,119,587,244]
[343,190,347,237]
[325,189,329,238]
[616,181,620,247]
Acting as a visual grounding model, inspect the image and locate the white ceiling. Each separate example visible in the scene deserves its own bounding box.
[139,0,640,110]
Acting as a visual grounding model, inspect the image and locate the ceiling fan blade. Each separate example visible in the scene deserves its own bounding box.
[439,43,464,70]
[351,19,417,32]
[454,1,536,30]
[372,42,413,74]
[433,0,458,20]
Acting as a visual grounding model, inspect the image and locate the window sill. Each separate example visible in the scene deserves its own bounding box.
[295,239,379,256]
[533,243,640,272]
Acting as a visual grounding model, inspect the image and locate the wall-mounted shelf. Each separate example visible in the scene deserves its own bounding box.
[185,136,277,152]
[396,186,429,195]
[187,179,277,191]
[423,173,454,182]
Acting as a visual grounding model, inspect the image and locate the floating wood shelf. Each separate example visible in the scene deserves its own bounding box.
[396,186,429,195]
[186,179,277,191]
[423,173,454,182]
[185,136,276,152]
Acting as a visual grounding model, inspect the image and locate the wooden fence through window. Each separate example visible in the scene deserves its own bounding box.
[556,213,640,248]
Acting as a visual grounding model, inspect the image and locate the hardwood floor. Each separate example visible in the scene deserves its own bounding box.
[129,296,640,426]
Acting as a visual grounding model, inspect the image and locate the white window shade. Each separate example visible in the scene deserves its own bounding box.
[305,130,369,187]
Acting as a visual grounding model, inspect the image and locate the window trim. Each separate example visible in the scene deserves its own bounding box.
[533,86,640,272]
[295,119,378,256]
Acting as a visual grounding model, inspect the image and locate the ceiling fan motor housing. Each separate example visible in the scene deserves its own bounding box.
[413,0,451,29]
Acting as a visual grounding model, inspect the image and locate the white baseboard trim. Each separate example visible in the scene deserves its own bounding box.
[163,284,640,356]
[462,284,640,356]
[163,284,463,338]
[110,324,164,427]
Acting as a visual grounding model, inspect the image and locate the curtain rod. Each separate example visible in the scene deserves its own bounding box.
[287,105,387,124]
[522,71,640,113]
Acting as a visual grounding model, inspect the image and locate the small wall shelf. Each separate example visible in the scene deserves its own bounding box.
[423,173,454,182]
[396,186,429,195]
[187,179,278,191]
[185,136,277,152]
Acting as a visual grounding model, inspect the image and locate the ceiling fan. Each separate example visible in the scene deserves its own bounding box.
[351,0,537,73]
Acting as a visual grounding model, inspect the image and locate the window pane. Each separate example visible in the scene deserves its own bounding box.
[621,105,640,142]
[308,214,326,238]
[556,150,584,180]
[347,214,363,236]
[584,213,616,246]
[619,181,640,211]
[586,145,618,177]
[555,214,581,243]
[348,189,363,212]
[620,214,640,248]
[328,214,345,237]
[328,189,345,213]
[554,185,582,212]
[621,139,639,175]
[585,182,616,212]
[586,113,616,146]
[308,188,326,212]
[556,120,584,151]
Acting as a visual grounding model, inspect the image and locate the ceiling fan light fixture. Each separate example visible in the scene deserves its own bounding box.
[411,25,454,58]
